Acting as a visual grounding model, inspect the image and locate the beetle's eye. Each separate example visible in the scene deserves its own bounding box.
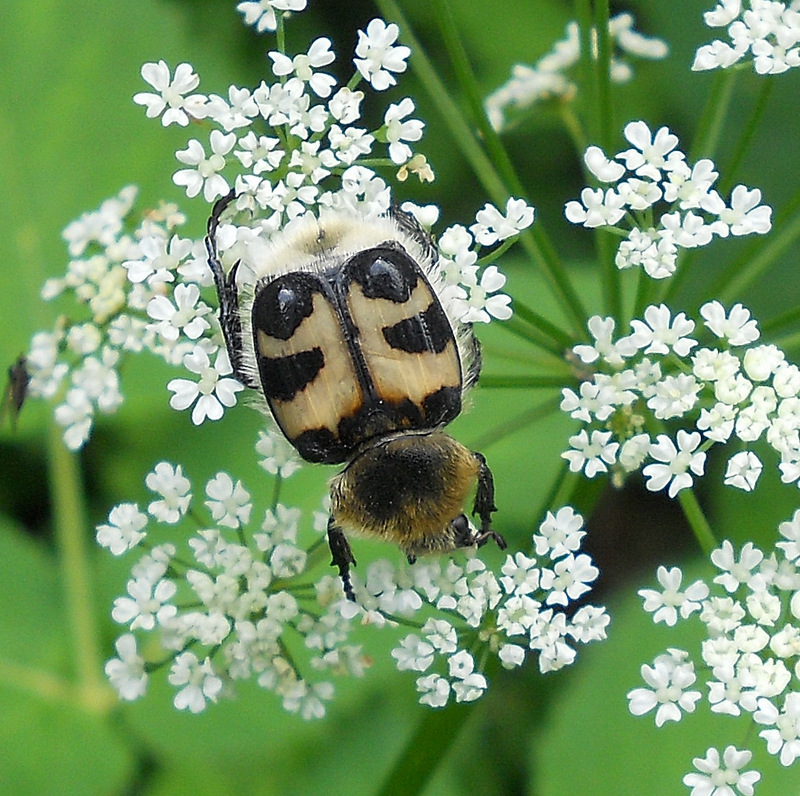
[254,275,316,340]
[351,249,417,303]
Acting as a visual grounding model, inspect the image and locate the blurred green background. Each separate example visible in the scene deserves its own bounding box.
[3,0,800,793]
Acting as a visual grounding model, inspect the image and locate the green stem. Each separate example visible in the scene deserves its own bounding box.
[575,0,595,130]
[633,263,658,320]
[592,0,613,150]
[536,462,580,526]
[375,0,587,337]
[468,396,561,452]
[718,78,774,194]
[575,0,620,323]
[770,328,800,354]
[677,488,716,557]
[478,375,572,389]
[48,424,109,712]
[690,69,738,160]
[761,304,800,339]
[511,299,576,351]
[498,315,565,358]
[376,703,471,796]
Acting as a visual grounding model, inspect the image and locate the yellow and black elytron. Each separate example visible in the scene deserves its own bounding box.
[206,193,505,600]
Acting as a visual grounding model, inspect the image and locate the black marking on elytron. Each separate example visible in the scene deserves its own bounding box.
[421,386,462,427]
[339,396,423,441]
[294,395,425,464]
[252,272,318,341]
[258,348,325,402]
[251,243,462,463]
[382,301,452,354]
[294,427,340,464]
[345,243,417,302]
[349,441,448,522]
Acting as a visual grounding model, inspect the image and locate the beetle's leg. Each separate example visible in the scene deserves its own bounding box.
[327,517,357,602]
[471,452,506,550]
[205,190,259,389]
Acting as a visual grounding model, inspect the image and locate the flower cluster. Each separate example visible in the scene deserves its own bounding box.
[101,468,607,716]
[561,299,800,499]
[630,524,800,785]
[565,121,772,279]
[135,24,530,323]
[25,188,236,449]
[694,0,800,74]
[392,506,609,706]
[27,15,534,451]
[485,13,667,132]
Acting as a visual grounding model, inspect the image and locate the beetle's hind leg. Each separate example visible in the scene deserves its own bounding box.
[471,452,506,550]
[327,517,358,602]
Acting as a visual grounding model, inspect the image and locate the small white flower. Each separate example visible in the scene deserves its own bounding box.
[705,185,772,237]
[562,429,619,478]
[54,388,94,450]
[647,373,701,420]
[459,265,513,323]
[205,472,252,529]
[147,283,211,342]
[416,673,450,708]
[627,649,701,726]
[168,652,223,713]
[701,301,760,345]
[564,187,626,227]
[422,618,458,654]
[683,745,760,796]
[724,451,763,492]
[383,97,424,164]
[96,503,148,555]
[498,644,526,669]
[448,650,487,703]
[755,692,800,766]
[500,552,540,595]
[470,198,535,246]
[540,553,599,606]
[256,429,303,478]
[353,18,411,91]
[133,61,206,126]
[173,130,236,201]
[328,86,364,124]
[534,506,585,559]
[619,434,652,472]
[643,431,706,498]
[572,315,633,367]
[269,37,336,98]
[112,577,177,631]
[105,634,148,701]
[146,462,192,523]
[700,596,745,636]
[639,566,709,626]
[628,304,697,357]
[391,635,434,672]
[167,347,244,425]
[618,121,679,181]
[711,541,764,593]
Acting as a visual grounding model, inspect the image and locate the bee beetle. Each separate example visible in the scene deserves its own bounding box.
[206,193,506,601]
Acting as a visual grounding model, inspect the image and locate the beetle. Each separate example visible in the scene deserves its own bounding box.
[206,192,505,600]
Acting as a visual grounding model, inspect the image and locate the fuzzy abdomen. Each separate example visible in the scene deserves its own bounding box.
[329,430,480,557]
